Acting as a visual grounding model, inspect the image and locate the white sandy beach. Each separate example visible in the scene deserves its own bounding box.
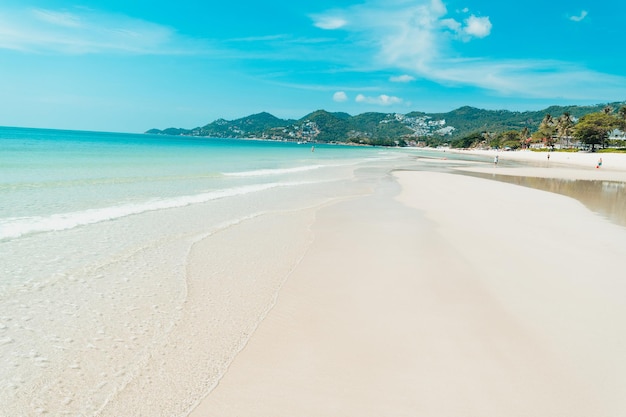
[188,151,626,416]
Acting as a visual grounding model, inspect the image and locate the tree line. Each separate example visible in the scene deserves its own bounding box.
[451,105,626,151]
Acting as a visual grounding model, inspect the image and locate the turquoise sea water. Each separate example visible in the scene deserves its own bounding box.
[0,127,392,239]
[0,126,416,416]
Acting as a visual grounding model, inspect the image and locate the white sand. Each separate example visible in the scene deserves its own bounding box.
[451,149,626,181]
[188,160,626,416]
[95,210,318,416]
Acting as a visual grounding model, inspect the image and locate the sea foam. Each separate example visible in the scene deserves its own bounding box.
[0,181,313,240]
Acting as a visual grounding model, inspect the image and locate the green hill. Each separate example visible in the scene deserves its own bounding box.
[299,110,352,142]
[193,112,293,138]
[146,101,625,145]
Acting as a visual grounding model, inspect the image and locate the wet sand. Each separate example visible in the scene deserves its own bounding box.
[188,154,626,416]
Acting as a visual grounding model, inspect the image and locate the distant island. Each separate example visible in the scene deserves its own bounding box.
[146,102,625,147]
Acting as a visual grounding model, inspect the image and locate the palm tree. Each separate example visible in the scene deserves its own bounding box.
[519,126,530,149]
[556,112,574,148]
[618,106,626,129]
[616,106,626,145]
[539,114,556,148]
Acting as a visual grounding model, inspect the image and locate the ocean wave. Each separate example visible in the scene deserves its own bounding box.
[224,165,324,177]
[0,181,311,240]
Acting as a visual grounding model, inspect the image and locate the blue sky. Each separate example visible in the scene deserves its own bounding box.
[1,0,625,132]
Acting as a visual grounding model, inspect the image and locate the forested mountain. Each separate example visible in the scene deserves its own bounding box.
[191,112,294,138]
[146,102,624,145]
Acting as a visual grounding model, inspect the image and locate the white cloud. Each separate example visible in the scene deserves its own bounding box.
[312,16,348,30]
[317,0,492,75]
[0,6,202,54]
[421,57,626,100]
[570,10,588,22]
[441,15,492,40]
[333,91,348,102]
[32,9,83,28]
[372,0,450,69]
[463,15,492,38]
[440,18,461,32]
[309,1,626,101]
[390,74,415,82]
[355,94,403,105]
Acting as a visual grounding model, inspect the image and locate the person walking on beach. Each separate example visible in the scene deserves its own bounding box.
[597,157,603,168]
[494,155,499,166]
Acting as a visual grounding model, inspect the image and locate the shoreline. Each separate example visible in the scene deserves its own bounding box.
[10,130,626,415]
[187,154,626,416]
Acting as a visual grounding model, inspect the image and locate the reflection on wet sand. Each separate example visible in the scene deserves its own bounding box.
[460,172,626,228]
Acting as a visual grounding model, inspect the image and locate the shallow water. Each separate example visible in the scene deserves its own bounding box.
[461,172,626,228]
[398,150,626,229]
[1,126,416,416]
